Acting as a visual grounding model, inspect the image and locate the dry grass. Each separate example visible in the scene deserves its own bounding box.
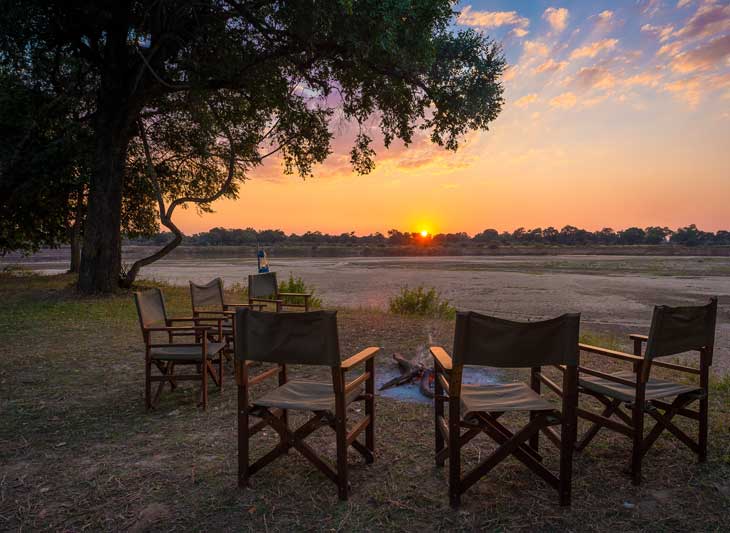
[1,273,729,531]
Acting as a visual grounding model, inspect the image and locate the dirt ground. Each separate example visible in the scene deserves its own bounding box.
[1,274,729,531]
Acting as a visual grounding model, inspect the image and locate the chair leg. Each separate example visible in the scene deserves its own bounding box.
[336,413,348,501]
[145,360,152,411]
[448,403,461,508]
[219,354,224,390]
[559,414,576,506]
[238,385,249,488]
[699,395,708,463]
[365,358,375,461]
[435,373,445,467]
[201,359,209,410]
[631,403,644,485]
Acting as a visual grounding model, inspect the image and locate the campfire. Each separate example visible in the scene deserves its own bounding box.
[379,352,434,399]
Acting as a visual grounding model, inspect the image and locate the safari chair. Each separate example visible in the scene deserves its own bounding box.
[432,311,580,508]
[235,308,379,500]
[134,288,226,410]
[575,298,717,485]
[248,271,312,312]
[189,278,264,360]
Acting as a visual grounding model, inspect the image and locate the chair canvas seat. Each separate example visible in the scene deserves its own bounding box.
[253,380,361,411]
[579,370,701,403]
[460,382,554,415]
[151,342,226,360]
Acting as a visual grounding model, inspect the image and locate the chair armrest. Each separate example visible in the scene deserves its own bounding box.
[430,346,453,371]
[223,303,256,309]
[341,347,380,370]
[579,343,644,363]
[278,292,312,298]
[629,334,648,343]
[144,326,211,333]
[578,366,638,387]
[168,316,225,325]
[249,297,283,305]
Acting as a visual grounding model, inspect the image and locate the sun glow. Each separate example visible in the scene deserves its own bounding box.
[420,230,429,237]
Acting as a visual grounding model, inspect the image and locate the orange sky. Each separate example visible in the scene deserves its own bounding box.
[175,1,730,235]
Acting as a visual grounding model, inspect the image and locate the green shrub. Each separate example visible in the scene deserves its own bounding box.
[388,286,456,319]
[278,273,322,308]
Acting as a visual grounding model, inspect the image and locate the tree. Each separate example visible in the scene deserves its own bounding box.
[2,1,505,292]
[618,227,646,245]
[671,224,711,246]
[644,226,672,245]
[473,228,499,243]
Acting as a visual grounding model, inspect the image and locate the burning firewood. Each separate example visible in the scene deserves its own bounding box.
[379,352,434,398]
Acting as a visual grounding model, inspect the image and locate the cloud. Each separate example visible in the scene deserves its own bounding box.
[543,7,570,32]
[523,40,550,57]
[623,71,663,87]
[512,28,529,38]
[677,0,693,7]
[671,34,730,72]
[458,6,530,31]
[535,58,569,74]
[674,1,730,40]
[639,0,663,18]
[572,66,617,91]
[549,92,578,109]
[663,72,730,107]
[657,41,684,56]
[570,39,619,59]
[641,23,675,42]
[514,93,539,108]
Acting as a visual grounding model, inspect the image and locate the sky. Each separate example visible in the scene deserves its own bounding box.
[175,0,730,236]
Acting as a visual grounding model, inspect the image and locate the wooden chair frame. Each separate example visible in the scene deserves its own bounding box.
[247,272,312,312]
[190,278,264,361]
[236,347,379,500]
[575,336,713,485]
[135,290,227,410]
[432,347,579,508]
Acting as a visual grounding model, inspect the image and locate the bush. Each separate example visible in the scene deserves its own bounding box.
[278,273,322,308]
[388,286,456,319]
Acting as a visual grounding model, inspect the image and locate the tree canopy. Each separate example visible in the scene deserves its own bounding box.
[0,0,506,292]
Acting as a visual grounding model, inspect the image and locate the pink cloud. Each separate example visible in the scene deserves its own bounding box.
[535,58,569,74]
[549,92,578,109]
[458,6,530,31]
[572,66,617,91]
[570,39,619,59]
[641,23,676,42]
[674,1,730,40]
[671,34,730,72]
[543,7,570,32]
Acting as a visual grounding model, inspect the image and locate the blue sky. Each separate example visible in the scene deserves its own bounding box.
[178,1,730,234]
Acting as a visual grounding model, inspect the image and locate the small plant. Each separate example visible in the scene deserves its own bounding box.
[278,273,322,308]
[388,286,456,319]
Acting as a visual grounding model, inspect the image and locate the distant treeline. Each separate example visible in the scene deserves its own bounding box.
[127,224,730,247]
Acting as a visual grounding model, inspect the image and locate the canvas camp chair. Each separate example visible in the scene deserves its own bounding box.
[189,278,264,359]
[235,308,379,500]
[247,271,312,312]
[575,298,717,485]
[432,311,580,508]
[134,288,226,410]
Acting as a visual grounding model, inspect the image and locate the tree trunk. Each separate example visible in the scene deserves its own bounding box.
[77,4,135,294]
[77,109,131,293]
[68,187,84,274]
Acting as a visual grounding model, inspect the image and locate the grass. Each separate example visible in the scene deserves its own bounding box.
[1,273,729,531]
[389,286,456,319]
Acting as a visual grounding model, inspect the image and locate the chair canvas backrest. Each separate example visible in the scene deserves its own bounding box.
[645,298,717,361]
[134,288,168,330]
[236,308,340,366]
[248,272,278,299]
[190,278,225,311]
[453,311,580,368]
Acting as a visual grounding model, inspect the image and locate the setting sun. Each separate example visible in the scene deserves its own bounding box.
[420,230,429,237]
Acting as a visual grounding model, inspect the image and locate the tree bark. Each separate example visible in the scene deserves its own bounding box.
[77,4,136,293]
